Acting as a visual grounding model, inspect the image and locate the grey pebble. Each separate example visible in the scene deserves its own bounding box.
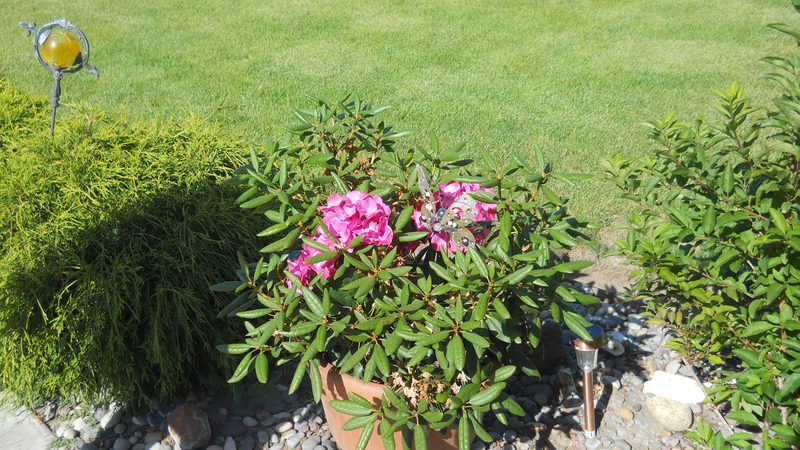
[268,444,285,450]
[584,437,602,449]
[113,437,131,450]
[302,436,321,450]
[240,435,256,450]
[503,430,517,442]
[242,416,258,427]
[258,430,272,443]
[614,439,632,450]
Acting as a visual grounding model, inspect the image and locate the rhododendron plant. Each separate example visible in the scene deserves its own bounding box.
[215,97,597,450]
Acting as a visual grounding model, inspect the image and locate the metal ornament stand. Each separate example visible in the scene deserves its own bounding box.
[20,19,101,136]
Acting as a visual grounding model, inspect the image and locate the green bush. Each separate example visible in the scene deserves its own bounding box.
[603,25,800,449]
[0,79,261,406]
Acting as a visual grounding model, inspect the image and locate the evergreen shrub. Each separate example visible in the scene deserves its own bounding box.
[0,79,260,406]
[603,24,800,449]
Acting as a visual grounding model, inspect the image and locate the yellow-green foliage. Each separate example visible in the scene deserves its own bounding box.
[0,79,260,405]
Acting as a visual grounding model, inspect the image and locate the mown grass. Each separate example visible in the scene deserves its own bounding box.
[0,0,792,223]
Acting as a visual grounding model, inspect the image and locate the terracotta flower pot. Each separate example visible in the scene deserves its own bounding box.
[318,363,464,450]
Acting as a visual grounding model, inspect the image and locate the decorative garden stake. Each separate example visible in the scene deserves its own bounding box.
[572,324,604,438]
[19,19,100,136]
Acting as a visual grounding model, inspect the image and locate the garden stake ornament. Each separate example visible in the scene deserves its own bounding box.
[573,324,604,438]
[20,19,100,136]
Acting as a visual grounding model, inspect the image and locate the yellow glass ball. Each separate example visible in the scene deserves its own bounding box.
[40,29,82,70]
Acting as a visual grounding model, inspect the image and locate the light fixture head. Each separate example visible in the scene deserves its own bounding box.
[572,324,604,371]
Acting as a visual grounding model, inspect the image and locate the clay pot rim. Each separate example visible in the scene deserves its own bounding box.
[318,362,390,400]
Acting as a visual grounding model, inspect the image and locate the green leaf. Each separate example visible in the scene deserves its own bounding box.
[216,343,251,354]
[373,343,391,376]
[469,382,506,407]
[343,414,376,431]
[309,362,323,403]
[255,353,269,383]
[733,348,760,367]
[380,419,396,450]
[261,228,302,253]
[468,247,489,278]
[227,352,254,383]
[493,365,516,382]
[330,399,373,417]
[562,308,593,340]
[458,414,470,450]
[289,360,306,394]
[417,331,450,346]
[462,331,490,349]
[398,231,431,242]
[395,205,414,230]
[777,373,800,401]
[552,261,592,273]
[340,344,372,373]
[769,208,788,235]
[726,410,759,426]
[303,251,340,264]
[469,412,493,442]
[768,23,800,42]
[447,334,466,371]
[414,423,428,450]
[355,415,378,450]
[210,281,246,292]
[702,207,716,236]
[741,321,772,337]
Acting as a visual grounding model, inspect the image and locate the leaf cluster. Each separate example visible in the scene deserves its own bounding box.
[0,79,261,406]
[603,24,800,449]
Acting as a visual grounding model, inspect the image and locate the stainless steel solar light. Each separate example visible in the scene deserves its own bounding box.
[573,324,603,438]
[20,19,100,136]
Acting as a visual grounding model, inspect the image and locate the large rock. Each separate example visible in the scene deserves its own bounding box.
[167,405,211,450]
[645,396,693,431]
[643,370,706,404]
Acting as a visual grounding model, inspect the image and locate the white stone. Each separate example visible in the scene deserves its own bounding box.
[100,404,124,430]
[601,337,625,356]
[224,436,237,450]
[275,421,293,433]
[643,371,706,404]
[607,331,628,343]
[143,431,163,443]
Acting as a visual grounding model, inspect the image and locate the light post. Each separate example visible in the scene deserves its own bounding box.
[573,324,603,438]
[20,19,100,136]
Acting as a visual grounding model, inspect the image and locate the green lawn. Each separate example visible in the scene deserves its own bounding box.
[0,0,792,224]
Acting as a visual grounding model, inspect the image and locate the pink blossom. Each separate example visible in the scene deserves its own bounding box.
[287,191,393,289]
[320,191,393,247]
[412,182,496,252]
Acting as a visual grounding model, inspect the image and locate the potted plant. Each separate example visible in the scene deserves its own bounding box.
[215,97,598,450]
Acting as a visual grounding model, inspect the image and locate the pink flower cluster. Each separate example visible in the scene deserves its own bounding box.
[288,191,393,288]
[412,182,497,251]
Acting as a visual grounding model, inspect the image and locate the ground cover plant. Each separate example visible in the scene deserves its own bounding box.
[603,23,800,449]
[0,0,790,224]
[215,97,599,449]
[0,79,261,406]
